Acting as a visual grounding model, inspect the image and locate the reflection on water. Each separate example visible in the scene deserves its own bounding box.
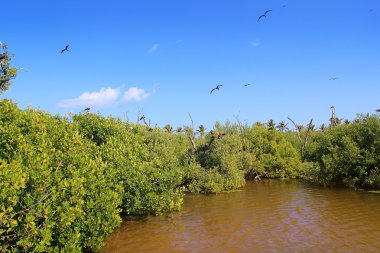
[101,180,380,253]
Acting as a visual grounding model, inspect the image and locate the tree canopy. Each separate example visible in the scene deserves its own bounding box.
[0,42,17,94]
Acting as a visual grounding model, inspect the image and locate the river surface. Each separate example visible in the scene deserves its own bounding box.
[101,180,380,253]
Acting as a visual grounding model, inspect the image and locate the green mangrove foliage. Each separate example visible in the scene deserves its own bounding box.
[187,120,302,193]
[6,96,380,252]
[0,42,18,94]
[0,100,122,252]
[303,114,380,189]
[72,114,186,215]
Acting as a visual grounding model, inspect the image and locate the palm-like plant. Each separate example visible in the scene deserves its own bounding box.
[163,124,173,134]
[197,125,206,139]
[176,127,183,134]
[266,119,276,131]
[276,120,288,132]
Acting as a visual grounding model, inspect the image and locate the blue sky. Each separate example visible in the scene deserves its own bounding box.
[2,0,379,130]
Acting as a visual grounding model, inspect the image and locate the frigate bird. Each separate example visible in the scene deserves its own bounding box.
[61,45,70,53]
[210,84,223,94]
[217,132,226,139]
[83,107,91,114]
[257,10,272,22]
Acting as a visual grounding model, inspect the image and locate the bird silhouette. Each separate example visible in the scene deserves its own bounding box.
[257,10,272,22]
[61,45,70,53]
[244,83,252,87]
[217,132,226,139]
[83,107,90,114]
[329,77,338,80]
[210,84,223,94]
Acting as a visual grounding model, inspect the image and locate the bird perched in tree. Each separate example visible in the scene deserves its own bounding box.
[217,132,226,139]
[257,10,272,22]
[83,107,90,114]
[210,84,223,94]
[61,45,70,53]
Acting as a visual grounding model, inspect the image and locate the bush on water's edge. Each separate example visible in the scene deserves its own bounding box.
[2,99,380,252]
[302,114,380,190]
[0,99,302,252]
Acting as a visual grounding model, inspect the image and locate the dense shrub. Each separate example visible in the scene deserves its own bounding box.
[73,114,186,215]
[303,114,380,189]
[241,124,302,178]
[0,100,309,251]
[0,100,122,252]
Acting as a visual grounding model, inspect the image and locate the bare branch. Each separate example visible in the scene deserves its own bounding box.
[287,116,302,143]
[187,112,196,149]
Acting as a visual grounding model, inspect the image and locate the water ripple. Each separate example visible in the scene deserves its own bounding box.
[102,180,380,253]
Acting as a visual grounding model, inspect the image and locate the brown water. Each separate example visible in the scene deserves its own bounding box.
[101,180,380,253]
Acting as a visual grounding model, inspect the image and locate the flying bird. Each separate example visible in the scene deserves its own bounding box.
[244,83,252,87]
[61,45,70,53]
[257,10,272,22]
[329,77,338,80]
[210,84,223,94]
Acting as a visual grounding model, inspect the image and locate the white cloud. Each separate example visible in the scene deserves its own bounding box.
[148,43,159,53]
[58,86,153,108]
[58,87,120,108]
[251,40,261,47]
[122,87,151,102]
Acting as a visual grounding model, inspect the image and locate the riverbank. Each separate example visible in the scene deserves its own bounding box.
[2,100,380,252]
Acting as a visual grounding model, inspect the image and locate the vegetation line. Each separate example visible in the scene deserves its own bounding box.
[1,42,380,252]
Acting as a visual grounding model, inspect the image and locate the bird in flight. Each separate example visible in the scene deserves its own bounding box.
[257,10,272,22]
[61,45,70,53]
[210,84,223,94]
[329,77,338,80]
[244,83,252,87]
